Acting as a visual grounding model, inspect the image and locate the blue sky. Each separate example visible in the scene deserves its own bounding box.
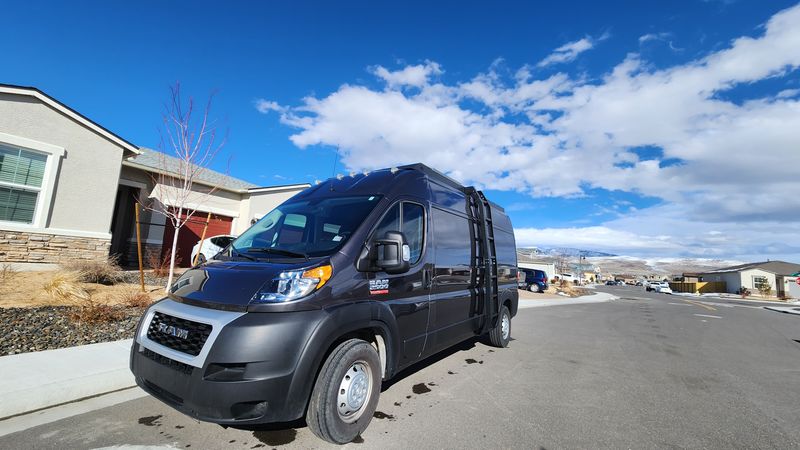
[2,1,799,260]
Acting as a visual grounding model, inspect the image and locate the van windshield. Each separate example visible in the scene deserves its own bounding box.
[230,195,382,258]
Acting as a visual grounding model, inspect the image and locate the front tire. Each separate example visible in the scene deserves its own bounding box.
[488,305,511,348]
[306,339,381,444]
[528,283,540,293]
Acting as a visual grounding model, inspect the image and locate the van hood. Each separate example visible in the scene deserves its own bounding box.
[167,259,316,311]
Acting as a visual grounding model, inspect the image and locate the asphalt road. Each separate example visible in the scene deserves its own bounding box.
[2,286,799,449]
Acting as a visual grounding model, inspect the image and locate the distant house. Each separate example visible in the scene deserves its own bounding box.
[0,84,309,267]
[699,261,800,297]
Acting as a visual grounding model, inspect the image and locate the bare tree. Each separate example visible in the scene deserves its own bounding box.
[141,83,225,292]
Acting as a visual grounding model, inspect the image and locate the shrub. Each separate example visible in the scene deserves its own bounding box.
[0,263,17,292]
[147,251,181,278]
[62,255,122,285]
[69,300,124,324]
[118,289,152,308]
[739,286,750,298]
[43,271,91,304]
[757,282,772,297]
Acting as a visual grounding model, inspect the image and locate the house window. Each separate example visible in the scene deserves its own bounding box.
[752,275,769,290]
[0,143,47,224]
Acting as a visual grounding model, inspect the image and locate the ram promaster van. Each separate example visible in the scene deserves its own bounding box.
[130,163,518,444]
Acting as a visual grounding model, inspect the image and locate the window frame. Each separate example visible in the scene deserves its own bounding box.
[368,200,427,266]
[0,132,64,228]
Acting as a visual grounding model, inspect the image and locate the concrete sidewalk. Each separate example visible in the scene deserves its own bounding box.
[0,339,135,420]
[518,291,617,309]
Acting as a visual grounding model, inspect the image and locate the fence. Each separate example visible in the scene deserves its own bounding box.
[668,281,726,294]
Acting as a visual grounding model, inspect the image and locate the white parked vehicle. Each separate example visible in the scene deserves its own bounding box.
[651,282,673,294]
[560,273,578,284]
[191,234,236,264]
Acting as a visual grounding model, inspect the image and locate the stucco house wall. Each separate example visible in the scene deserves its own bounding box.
[236,186,307,235]
[0,90,133,263]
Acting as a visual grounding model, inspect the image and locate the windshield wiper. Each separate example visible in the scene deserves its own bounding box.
[245,247,309,260]
[231,249,258,262]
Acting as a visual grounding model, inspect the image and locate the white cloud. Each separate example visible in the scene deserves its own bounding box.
[254,99,284,114]
[537,37,595,67]
[259,4,800,259]
[370,61,442,89]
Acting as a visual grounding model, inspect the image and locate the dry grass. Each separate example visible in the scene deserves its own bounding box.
[43,271,91,304]
[117,288,153,308]
[0,263,18,293]
[62,256,122,285]
[0,270,164,309]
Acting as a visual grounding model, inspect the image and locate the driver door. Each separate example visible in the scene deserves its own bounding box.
[367,201,431,365]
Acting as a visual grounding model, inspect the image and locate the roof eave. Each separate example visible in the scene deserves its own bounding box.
[122,160,249,194]
[0,84,141,157]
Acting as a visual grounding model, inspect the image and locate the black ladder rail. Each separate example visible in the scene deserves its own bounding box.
[464,187,500,334]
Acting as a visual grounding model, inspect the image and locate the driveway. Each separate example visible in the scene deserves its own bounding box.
[2,286,799,449]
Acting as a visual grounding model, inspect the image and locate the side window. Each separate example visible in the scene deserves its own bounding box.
[371,202,425,265]
[402,203,424,264]
[372,204,400,242]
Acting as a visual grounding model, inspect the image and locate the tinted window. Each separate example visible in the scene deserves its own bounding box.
[402,203,424,264]
[431,207,471,283]
[232,195,382,257]
[371,202,425,265]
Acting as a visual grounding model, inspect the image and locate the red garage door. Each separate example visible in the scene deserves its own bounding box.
[162,210,233,267]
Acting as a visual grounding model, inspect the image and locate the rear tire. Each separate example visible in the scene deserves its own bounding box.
[306,339,381,444]
[528,283,540,293]
[488,305,511,348]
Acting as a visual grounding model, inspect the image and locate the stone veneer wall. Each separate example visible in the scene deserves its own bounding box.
[0,230,111,264]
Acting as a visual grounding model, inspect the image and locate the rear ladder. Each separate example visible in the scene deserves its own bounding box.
[465,188,499,334]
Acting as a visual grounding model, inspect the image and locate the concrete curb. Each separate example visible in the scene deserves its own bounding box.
[764,306,800,316]
[518,292,617,309]
[0,339,135,420]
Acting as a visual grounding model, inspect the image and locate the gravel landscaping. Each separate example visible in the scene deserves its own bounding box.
[0,306,146,355]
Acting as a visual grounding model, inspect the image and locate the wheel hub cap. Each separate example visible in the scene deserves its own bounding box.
[337,362,371,422]
[501,314,510,339]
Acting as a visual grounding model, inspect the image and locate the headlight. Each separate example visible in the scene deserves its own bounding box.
[253,265,332,303]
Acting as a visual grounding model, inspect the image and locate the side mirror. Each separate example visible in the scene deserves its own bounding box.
[356,231,410,274]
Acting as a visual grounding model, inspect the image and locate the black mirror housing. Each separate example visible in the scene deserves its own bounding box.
[356,231,410,274]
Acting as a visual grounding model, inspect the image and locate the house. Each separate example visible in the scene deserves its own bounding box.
[699,261,800,297]
[0,84,309,267]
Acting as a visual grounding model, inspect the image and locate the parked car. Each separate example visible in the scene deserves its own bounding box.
[560,273,578,284]
[635,281,643,286]
[130,164,519,444]
[654,282,673,294]
[605,280,616,286]
[190,234,236,264]
[519,268,548,292]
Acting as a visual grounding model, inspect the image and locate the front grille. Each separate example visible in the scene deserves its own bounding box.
[142,347,194,375]
[146,312,212,356]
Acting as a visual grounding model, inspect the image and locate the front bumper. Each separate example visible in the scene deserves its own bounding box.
[130,299,326,424]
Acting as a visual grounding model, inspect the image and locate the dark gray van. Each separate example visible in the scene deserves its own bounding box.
[130,163,518,444]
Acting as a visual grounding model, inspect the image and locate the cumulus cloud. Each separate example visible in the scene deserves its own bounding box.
[257,4,800,259]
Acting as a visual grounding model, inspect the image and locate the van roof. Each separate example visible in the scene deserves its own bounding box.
[296,163,506,212]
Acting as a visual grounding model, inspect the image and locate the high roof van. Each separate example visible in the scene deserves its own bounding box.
[130,163,519,444]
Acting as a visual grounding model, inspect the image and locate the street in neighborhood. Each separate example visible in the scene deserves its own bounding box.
[2,286,798,449]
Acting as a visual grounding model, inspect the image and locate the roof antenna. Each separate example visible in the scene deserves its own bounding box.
[330,146,339,192]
